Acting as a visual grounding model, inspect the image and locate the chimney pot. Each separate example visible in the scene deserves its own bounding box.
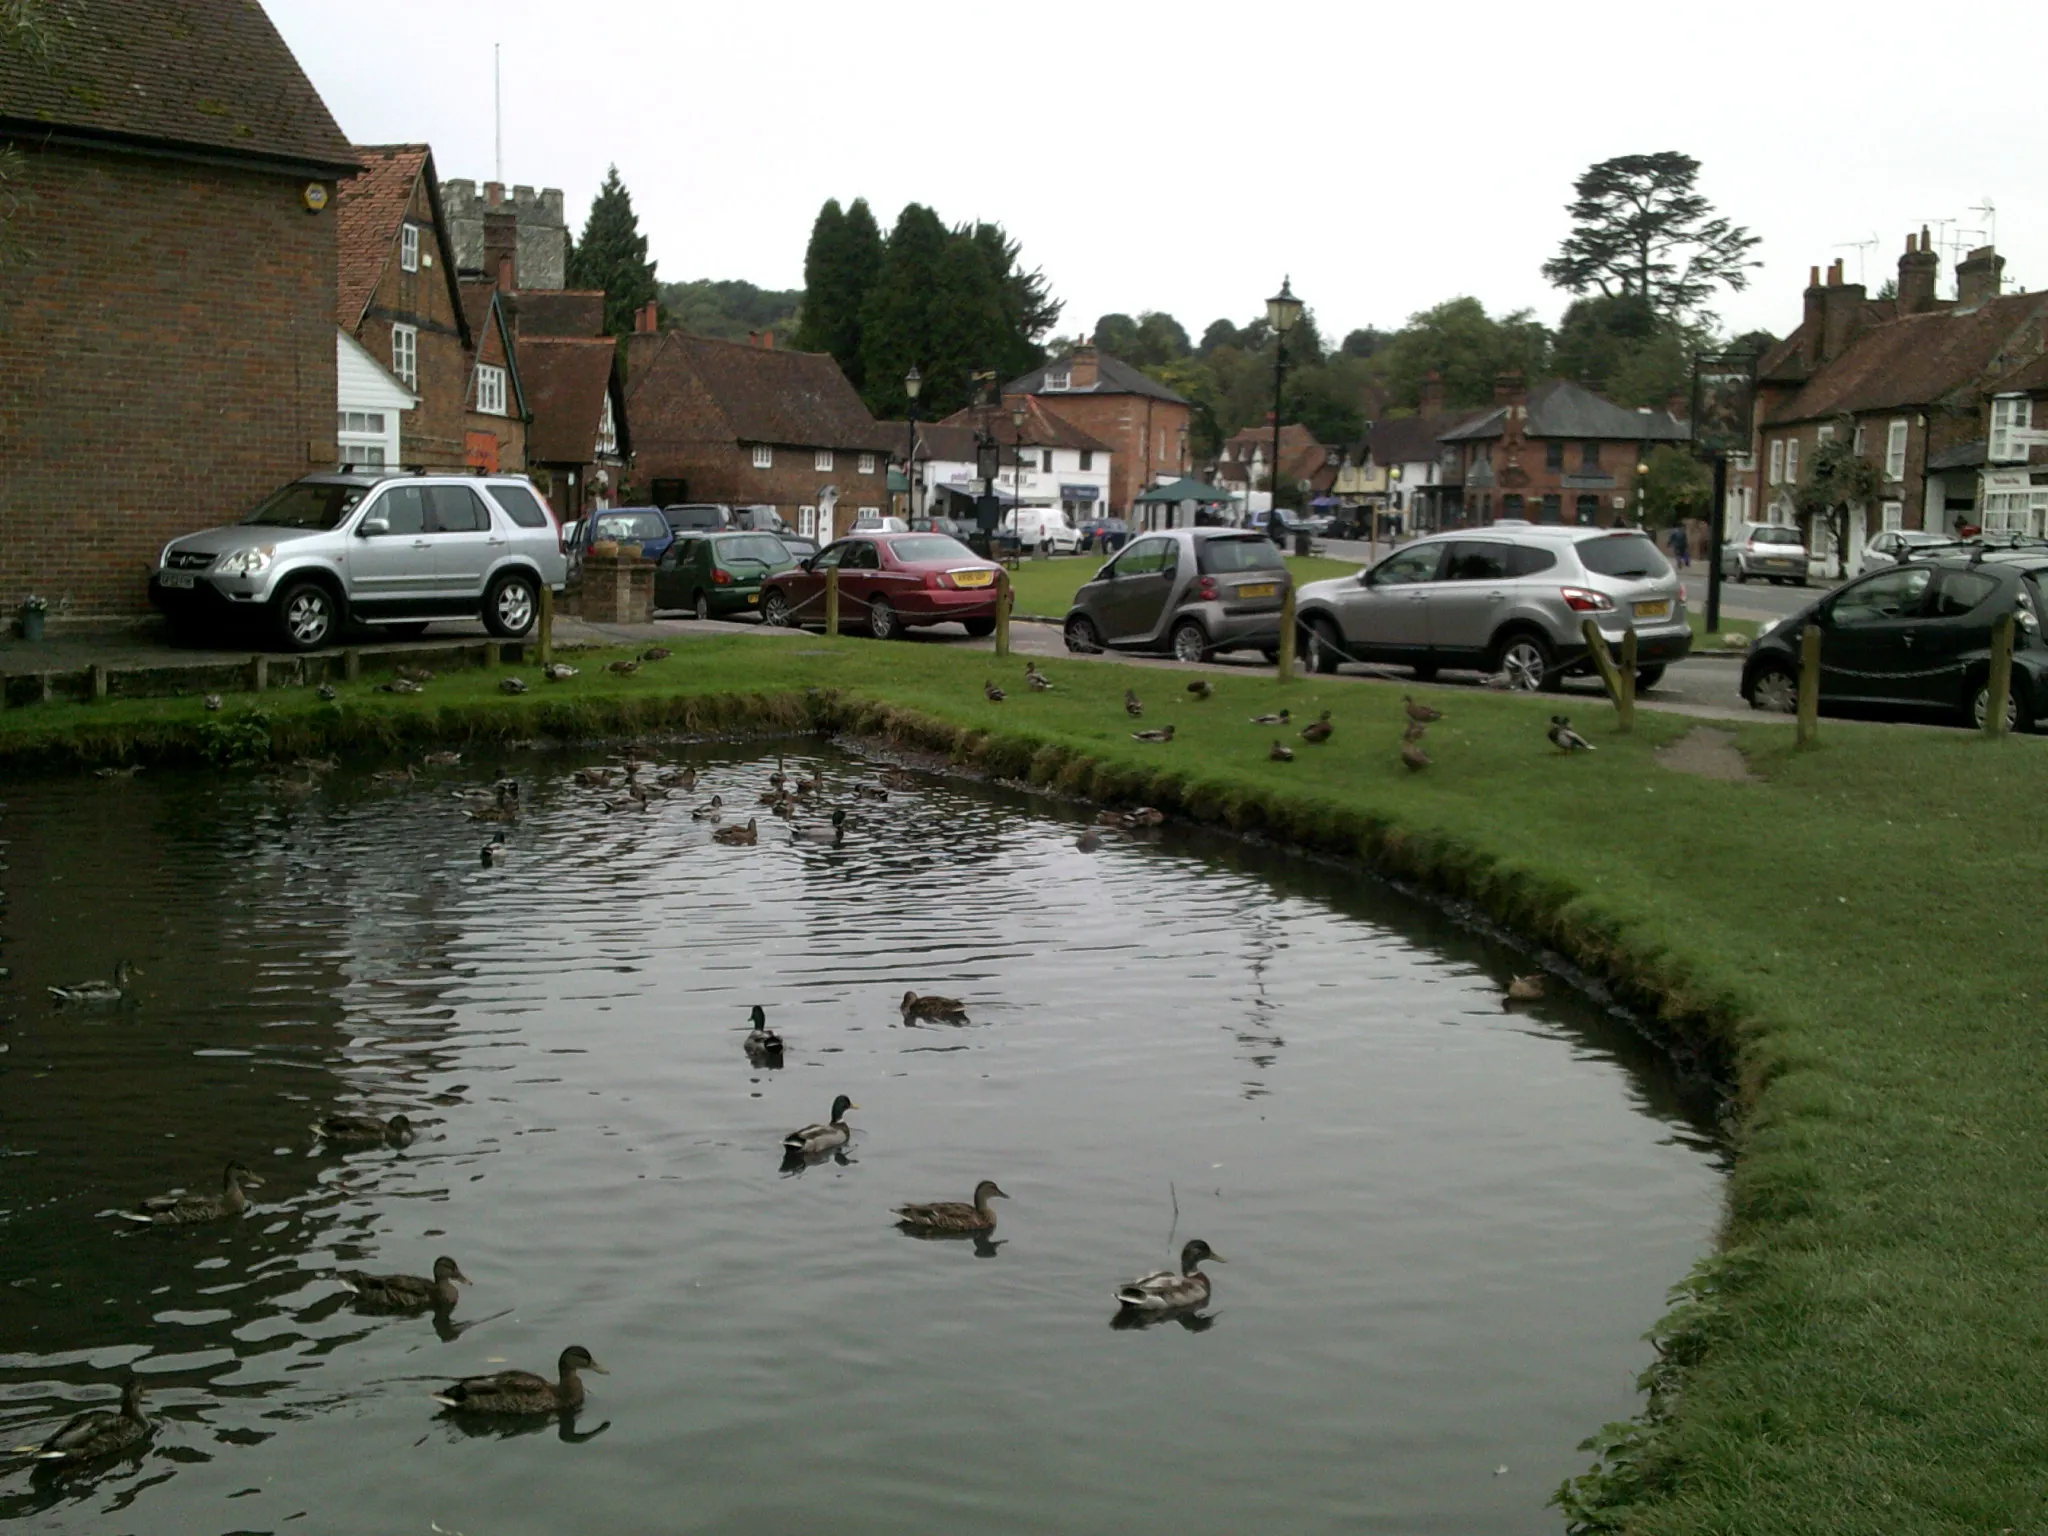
[1897,231,1940,314]
[485,181,504,206]
[1956,246,2006,308]
[1809,265,1822,289]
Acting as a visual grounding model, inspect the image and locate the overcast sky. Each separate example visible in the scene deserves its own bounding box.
[270,0,2048,349]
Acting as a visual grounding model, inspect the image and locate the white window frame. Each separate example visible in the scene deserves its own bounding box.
[1880,500,1904,530]
[815,449,834,472]
[336,409,392,469]
[1816,423,1835,445]
[399,222,419,273]
[1784,438,1800,484]
[1990,395,2032,463]
[1044,367,1071,391]
[1768,439,1784,484]
[596,394,617,457]
[798,504,817,537]
[858,452,876,475]
[1853,421,1867,455]
[1884,419,1909,480]
[753,444,773,470]
[390,323,417,389]
[475,363,507,417]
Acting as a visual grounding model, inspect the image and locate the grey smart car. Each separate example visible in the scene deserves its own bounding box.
[1062,528,1294,663]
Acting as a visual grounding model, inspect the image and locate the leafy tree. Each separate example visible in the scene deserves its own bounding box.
[1542,152,1759,320]
[1377,297,1550,409]
[1642,444,1712,528]
[794,197,882,387]
[660,278,801,341]
[1131,311,1191,367]
[566,165,658,337]
[967,221,1060,374]
[1341,327,1389,359]
[1797,417,1883,562]
[1198,319,1239,355]
[1092,313,1140,355]
[925,237,1010,415]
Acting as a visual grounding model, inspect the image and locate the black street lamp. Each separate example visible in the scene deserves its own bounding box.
[904,365,923,523]
[1011,400,1029,548]
[1266,277,1303,548]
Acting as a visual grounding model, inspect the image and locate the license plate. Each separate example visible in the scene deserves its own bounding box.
[160,571,195,589]
[1236,583,1278,599]
[951,569,996,589]
[1632,599,1671,620]
[746,593,758,604]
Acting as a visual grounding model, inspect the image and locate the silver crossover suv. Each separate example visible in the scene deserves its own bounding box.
[150,472,568,652]
[1063,528,1293,663]
[1293,522,1691,689]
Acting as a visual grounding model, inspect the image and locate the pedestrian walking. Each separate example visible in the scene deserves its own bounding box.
[1666,523,1690,568]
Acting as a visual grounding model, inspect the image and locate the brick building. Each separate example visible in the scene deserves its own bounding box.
[1752,237,2048,570]
[622,320,894,541]
[0,0,354,618]
[520,337,629,521]
[335,145,474,470]
[1217,420,1338,506]
[1002,345,1191,514]
[935,399,1113,523]
[1439,376,1689,526]
[458,284,528,474]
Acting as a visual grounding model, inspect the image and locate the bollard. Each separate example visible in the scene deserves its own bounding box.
[995,573,1012,660]
[250,655,269,693]
[1796,623,1821,750]
[1277,584,1297,683]
[481,641,499,670]
[537,586,555,666]
[88,662,108,701]
[824,565,841,637]
[343,647,361,682]
[1618,628,1638,734]
[1984,613,2015,737]
[1580,618,1628,724]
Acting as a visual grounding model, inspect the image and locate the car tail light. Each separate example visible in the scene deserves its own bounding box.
[925,570,950,589]
[713,568,732,585]
[1560,586,1615,613]
[1193,575,1219,601]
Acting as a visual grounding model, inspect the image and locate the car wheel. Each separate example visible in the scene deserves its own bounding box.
[1304,616,1342,675]
[867,597,898,641]
[1969,675,2033,732]
[761,589,792,628]
[483,571,538,638]
[1064,614,1103,653]
[1170,619,1211,665]
[1735,564,1750,583]
[1635,665,1666,690]
[274,579,339,652]
[1412,662,1439,681]
[693,590,711,622]
[963,617,996,638]
[1493,631,1552,691]
[1749,662,1798,714]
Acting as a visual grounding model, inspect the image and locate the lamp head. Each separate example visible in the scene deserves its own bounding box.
[904,365,922,402]
[1266,277,1303,336]
[1010,402,1028,431]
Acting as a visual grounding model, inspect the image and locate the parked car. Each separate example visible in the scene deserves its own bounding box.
[759,531,1004,639]
[909,515,976,542]
[1077,515,1131,553]
[1861,528,1956,569]
[149,471,565,652]
[1292,523,1690,690]
[851,513,910,534]
[577,506,674,562]
[1248,507,1329,540]
[778,534,820,563]
[663,503,734,534]
[654,531,799,620]
[1001,507,1081,554]
[730,504,794,536]
[1741,553,2047,730]
[1721,523,1810,584]
[1063,528,1292,664]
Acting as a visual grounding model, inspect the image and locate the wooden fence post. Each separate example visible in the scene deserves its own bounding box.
[343,647,361,683]
[994,572,1012,659]
[1984,613,2015,737]
[1618,628,1638,733]
[1277,584,1297,683]
[1580,618,1628,726]
[1796,623,1821,749]
[88,662,108,701]
[537,586,554,666]
[249,655,268,693]
[825,565,840,637]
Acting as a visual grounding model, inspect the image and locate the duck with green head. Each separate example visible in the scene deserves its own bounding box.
[313,1112,415,1148]
[784,1095,856,1155]
[48,960,138,1005]
[792,809,848,844]
[432,1346,606,1415]
[1114,1239,1224,1313]
[744,1004,783,1060]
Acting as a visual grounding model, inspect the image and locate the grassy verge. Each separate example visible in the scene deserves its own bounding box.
[3,634,2043,1532]
[1003,551,1361,617]
[1689,613,1759,646]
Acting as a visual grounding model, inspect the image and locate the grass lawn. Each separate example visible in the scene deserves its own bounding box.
[4,632,2044,1533]
[1689,612,1758,645]
[1003,551,1362,618]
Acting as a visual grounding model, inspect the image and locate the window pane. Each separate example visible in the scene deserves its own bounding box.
[1833,567,1932,625]
[1196,537,1284,574]
[1931,570,1999,617]
[487,483,552,529]
[1574,534,1671,579]
[1372,545,1442,585]
[378,485,427,535]
[1443,541,1513,581]
[425,485,487,533]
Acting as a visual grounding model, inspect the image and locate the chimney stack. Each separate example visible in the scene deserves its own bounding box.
[1418,370,1445,416]
[485,181,505,207]
[1956,245,2005,308]
[1492,370,1525,405]
[1897,229,1940,314]
[483,209,518,292]
[635,300,659,334]
[1069,343,1100,389]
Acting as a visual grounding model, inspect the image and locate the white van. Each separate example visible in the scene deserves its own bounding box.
[1006,506,1081,554]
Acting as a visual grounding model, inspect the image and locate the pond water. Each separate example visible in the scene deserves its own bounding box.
[0,744,1723,1534]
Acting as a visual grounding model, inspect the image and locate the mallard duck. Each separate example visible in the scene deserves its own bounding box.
[313,1112,415,1148]
[691,794,724,821]
[783,1094,856,1155]
[641,646,672,662]
[1186,679,1214,700]
[432,1345,606,1415]
[481,842,501,868]
[1403,719,1428,743]
[48,960,138,1005]
[296,755,339,775]
[1505,973,1546,1004]
[543,662,579,682]
[32,1378,150,1466]
[422,751,463,768]
[893,1180,1008,1233]
[575,767,615,789]
[339,1254,469,1312]
[1115,1239,1223,1313]
[1269,741,1294,762]
[372,764,416,785]
[1124,689,1143,717]
[1120,807,1165,828]
[1025,662,1053,691]
[901,991,969,1025]
[396,665,436,683]
[380,677,424,695]
[1403,695,1444,724]
[1300,710,1333,743]
[1401,740,1431,772]
[660,767,697,792]
[744,1003,783,1059]
[499,676,529,695]
[1131,725,1175,743]
[1250,709,1290,725]
[1077,827,1105,852]
[853,783,889,800]
[793,809,848,844]
[607,658,640,676]
[94,764,143,780]
[317,683,339,701]
[203,693,223,711]
[1548,716,1594,753]
[793,771,824,797]
[713,817,759,846]
[120,1161,263,1226]
[984,679,1006,702]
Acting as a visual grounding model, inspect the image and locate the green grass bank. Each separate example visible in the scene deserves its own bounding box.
[5,634,2044,1534]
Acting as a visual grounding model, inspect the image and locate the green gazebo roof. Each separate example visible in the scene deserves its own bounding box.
[1134,476,1237,504]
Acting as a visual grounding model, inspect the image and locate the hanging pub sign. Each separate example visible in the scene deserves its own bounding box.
[975,433,1001,486]
[1691,352,1758,459]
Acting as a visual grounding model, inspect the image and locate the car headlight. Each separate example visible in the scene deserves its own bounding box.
[1756,616,1783,640]
[215,547,274,577]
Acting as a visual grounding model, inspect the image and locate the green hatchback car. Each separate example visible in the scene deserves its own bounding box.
[654,532,799,620]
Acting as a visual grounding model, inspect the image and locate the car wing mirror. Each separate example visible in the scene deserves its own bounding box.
[357,516,389,538]
[799,558,814,572]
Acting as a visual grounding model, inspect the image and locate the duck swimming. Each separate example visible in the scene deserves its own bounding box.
[432,1345,606,1415]
[893,1180,1008,1234]
[120,1161,263,1226]
[313,1112,415,1148]
[32,1378,150,1466]
[783,1094,856,1156]
[339,1255,469,1312]
[48,960,138,1005]
[792,809,848,844]
[744,1003,783,1059]
[1115,1239,1223,1313]
[901,991,969,1025]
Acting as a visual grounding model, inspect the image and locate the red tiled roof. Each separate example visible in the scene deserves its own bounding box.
[1222,421,1321,458]
[513,290,607,338]
[335,144,427,330]
[1368,411,1484,465]
[628,333,893,453]
[521,337,621,463]
[0,0,354,171]
[1764,292,2048,425]
[942,397,1111,454]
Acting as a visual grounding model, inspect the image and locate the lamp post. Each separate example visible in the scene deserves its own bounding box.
[1636,457,1649,527]
[904,366,923,524]
[1011,400,1029,552]
[1266,277,1303,550]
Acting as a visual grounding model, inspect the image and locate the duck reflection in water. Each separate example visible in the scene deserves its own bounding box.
[443,1408,611,1444]
[779,1146,855,1177]
[1110,1307,1215,1332]
[893,1224,1006,1259]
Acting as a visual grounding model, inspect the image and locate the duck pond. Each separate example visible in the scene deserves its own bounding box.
[0,741,1724,1534]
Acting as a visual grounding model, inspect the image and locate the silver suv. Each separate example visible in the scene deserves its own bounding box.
[1064,528,1293,663]
[1721,522,1810,585]
[150,472,567,652]
[1293,522,1690,690]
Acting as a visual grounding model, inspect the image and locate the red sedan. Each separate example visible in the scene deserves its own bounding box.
[759,532,1004,639]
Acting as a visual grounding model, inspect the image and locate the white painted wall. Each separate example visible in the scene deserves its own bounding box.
[336,329,416,468]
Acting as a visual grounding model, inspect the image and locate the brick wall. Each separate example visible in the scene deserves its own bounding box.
[634,445,890,535]
[353,175,468,469]
[0,143,336,618]
[1020,394,1189,513]
[1463,436,1654,527]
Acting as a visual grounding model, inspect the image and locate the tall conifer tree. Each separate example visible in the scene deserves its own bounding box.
[796,197,882,388]
[567,165,658,337]
[858,203,949,418]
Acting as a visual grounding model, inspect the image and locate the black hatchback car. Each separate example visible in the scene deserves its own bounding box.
[1741,553,2047,730]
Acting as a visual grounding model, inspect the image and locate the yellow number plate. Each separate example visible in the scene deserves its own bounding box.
[746,593,758,604]
[1236,583,1278,599]
[951,569,996,589]
[1633,599,1672,619]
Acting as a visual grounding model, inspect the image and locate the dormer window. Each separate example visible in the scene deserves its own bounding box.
[1044,366,1071,391]
[400,223,419,273]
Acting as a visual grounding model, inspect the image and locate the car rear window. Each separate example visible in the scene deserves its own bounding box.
[242,481,366,530]
[665,506,724,531]
[594,510,670,543]
[714,534,790,567]
[1575,533,1671,579]
[487,483,553,528]
[1752,527,1803,546]
[888,535,974,563]
[1197,537,1285,574]
[1508,544,1558,577]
